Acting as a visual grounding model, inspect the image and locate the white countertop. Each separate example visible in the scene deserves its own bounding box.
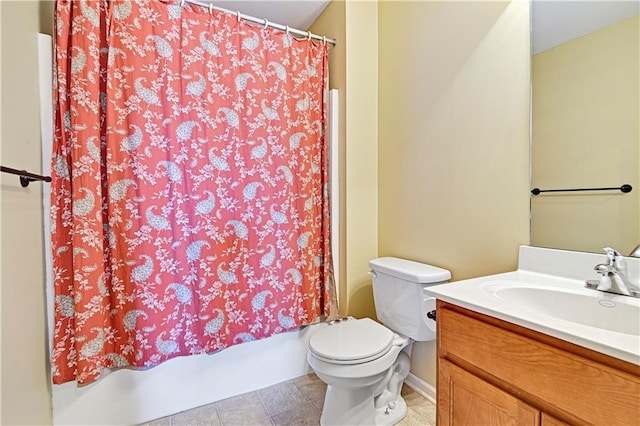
[425,247,640,366]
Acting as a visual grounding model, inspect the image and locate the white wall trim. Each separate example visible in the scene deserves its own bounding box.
[38,32,55,362]
[404,372,436,405]
[329,89,340,301]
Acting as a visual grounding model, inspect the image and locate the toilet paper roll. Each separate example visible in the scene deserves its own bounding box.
[424,297,437,333]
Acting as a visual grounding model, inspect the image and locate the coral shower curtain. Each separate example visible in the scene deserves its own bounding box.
[51,0,334,385]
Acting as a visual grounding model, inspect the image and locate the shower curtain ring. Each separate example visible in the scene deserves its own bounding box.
[180,0,185,7]
[209,3,213,14]
[307,31,312,41]
[285,25,290,35]
[236,11,241,22]
[264,18,269,29]
[322,36,326,45]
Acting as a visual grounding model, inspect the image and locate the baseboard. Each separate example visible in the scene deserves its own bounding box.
[404,372,436,405]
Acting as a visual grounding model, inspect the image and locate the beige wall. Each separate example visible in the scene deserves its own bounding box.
[532,16,639,255]
[378,0,531,385]
[1,0,532,417]
[343,1,378,319]
[311,1,379,319]
[1,1,54,424]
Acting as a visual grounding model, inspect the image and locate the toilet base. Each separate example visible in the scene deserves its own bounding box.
[374,395,407,426]
[319,385,408,426]
[316,346,412,426]
[320,383,376,426]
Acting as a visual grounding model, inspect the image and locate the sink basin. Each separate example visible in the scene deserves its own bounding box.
[424,247,640,365]
[483,281,640,336]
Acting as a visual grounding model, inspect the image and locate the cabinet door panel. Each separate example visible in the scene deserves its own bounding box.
[541,413,571,426]
[439,305,640,425]
[439,359,540,426]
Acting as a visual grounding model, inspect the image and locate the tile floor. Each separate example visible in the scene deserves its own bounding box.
[142,373,436,426]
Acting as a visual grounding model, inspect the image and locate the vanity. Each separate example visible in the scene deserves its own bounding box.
[426,246,640,425]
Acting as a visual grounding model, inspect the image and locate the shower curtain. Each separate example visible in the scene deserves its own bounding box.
[50,0,335,385]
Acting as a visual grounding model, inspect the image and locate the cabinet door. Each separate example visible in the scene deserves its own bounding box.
[438,359,540,426]
[541,413,570,426]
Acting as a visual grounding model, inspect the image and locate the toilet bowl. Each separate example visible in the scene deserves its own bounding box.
[307,257,451,426]
[308,317,411,425]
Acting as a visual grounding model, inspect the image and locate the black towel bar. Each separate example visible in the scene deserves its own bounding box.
[1,166,52,187]
[531,184,632,195]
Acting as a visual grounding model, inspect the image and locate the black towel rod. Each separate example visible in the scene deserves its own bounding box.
[1,166,52,187]
[531,184,632,195]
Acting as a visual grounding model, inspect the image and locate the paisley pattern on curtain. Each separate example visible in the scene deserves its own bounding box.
[51,0,334,385]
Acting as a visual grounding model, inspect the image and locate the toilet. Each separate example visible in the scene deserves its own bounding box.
[307,257,451,426]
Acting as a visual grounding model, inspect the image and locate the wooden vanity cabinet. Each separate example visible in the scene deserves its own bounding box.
[436,301,640,426]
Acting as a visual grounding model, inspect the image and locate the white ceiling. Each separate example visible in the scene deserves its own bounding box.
[209,0,331,30]
[532,0,640,54]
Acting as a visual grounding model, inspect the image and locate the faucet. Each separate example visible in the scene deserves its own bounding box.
[586,247,640,297]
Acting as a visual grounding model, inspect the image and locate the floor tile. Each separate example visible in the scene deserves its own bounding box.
[400,383,415,398]
[221,416,274,426]
[139,374,434,426]
[171,403,221,426]
[293,374,327,412]
[295,381,327,412]
[403,395,436,425]
[216,391,270,425]
[271,402,320,426]
[140,417,171,426]
[397,407,427,426]
[259,382,309,416]
[293,373,324,386]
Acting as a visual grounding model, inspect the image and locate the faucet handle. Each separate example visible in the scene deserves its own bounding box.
[603,247,621,257]
[603,247,622,265]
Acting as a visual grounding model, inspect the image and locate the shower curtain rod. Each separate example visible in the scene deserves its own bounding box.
[183,0,337,46]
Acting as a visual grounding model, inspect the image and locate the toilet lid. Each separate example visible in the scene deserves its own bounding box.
[309,318,394,364]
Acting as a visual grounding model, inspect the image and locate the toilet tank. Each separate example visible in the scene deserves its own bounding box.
[369,257,451,341]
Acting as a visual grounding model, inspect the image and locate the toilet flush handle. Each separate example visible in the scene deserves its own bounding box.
[368,271,377,279]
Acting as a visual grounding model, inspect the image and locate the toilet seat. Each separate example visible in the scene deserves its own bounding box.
[309,318,394,365]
